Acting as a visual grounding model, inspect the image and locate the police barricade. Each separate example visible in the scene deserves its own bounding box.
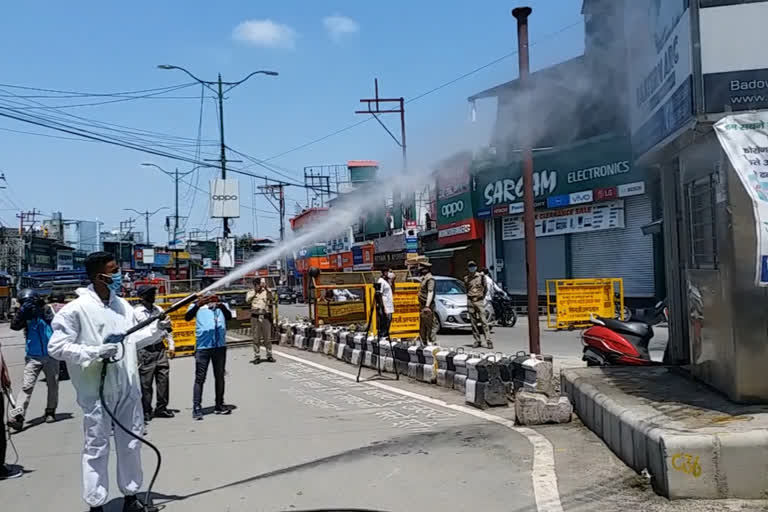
[545,278,624,330]
[126,288,280,357]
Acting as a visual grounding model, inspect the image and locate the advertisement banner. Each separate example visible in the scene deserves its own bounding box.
[143,248,155,265]
[501,200,625,240]
[714,112,768,286]
[218,237,235,269]
[700,1,768,113]
[473,136,638,212]
[438,218,484,245]
[210,179,241,218]
[625,0,693,156]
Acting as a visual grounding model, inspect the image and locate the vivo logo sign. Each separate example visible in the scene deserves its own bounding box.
[569,190,593,204]
[441,200,465,218]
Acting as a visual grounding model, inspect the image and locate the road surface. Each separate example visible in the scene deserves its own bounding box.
[0,323,755,512]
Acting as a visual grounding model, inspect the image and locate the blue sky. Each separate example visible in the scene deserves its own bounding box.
[0,0,585,243]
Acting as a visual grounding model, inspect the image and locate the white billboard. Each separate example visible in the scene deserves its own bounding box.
[700,1,768,113]
[210,179,240,218]
[625,0,693,157]
[218,237,235,269]
[143,248,155,265]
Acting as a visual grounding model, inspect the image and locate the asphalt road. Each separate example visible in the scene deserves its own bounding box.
[1,323,757,512]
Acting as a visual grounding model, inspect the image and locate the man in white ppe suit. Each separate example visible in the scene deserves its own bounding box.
[49,252,166,512]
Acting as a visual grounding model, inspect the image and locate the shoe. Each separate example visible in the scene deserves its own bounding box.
[154,409,175,419]
[122,494,145,512]
[44,409,56,423]
[473,341,482,348]
[192,407,204,421]
[144,413,153,424]
[486,341,494,350]
[8,415,24,432]
[214,405,232,415]
[251,358,261,365]
[266,355,276,363]
[0,464,23,480]
[89,507,104,512]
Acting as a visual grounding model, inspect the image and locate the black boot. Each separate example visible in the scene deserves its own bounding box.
[123,494,146,512]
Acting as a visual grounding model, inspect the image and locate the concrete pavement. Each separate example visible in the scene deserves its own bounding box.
[1,322,763,511]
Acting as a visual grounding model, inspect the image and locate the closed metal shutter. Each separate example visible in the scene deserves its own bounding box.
[571,194,655,297]
[502,235,567,294]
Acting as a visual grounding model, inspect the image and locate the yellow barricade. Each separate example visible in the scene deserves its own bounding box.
[546,278,624,330]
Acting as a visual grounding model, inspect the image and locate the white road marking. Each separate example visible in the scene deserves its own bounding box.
[274,349,564,512]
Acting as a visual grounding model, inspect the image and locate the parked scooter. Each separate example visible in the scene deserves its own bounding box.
[581,298,667,366]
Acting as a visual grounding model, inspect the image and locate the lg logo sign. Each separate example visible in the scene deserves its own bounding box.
[441,200,465,218]
[212,195,238,201]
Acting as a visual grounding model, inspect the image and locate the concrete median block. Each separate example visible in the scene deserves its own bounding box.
[293,334,304,349]
[718,430,768,499]
[343,345,353,364]
[407,362,423,381]
[454,351,469,376]
[335,341,346,360]
[395,359,409,376]
[514,391,572,425]
[311,337,323,353]
[661,434,719,500]
[351,348,362,366]
[279,332,289,346]
[437,369,455,388]
[422,364,436,384]
[454,374,468,394]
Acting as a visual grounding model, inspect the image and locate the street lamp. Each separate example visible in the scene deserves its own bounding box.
[156,64,278,238]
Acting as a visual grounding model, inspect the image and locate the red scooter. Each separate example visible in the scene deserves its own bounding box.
[581,299,668,366]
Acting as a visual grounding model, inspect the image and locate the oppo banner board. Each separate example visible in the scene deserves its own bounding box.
[625,0,694,157]
[210,179,240,218]
[714,112,768,286]
[699,1,768,113]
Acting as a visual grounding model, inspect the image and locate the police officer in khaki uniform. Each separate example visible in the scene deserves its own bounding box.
[464,260,492,349]
[417,260,438,345]
[246,279,275,364]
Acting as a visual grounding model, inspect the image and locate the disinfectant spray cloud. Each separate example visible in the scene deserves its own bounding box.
[201,170,432,294]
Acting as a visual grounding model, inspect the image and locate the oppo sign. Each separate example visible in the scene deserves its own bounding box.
[441,200,465,218]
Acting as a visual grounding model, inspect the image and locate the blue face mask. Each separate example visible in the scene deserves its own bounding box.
[468,266,477,273]
[105,272,122,295]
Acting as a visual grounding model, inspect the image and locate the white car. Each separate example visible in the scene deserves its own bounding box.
[409,275,494,332]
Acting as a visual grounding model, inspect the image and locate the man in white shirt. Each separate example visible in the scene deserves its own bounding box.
[376,268,395,339]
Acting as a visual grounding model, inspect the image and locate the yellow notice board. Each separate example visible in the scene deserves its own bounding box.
[157,299,196,356]
[546,278,622,329]
[316,300,367,325]
[384,282,420,339]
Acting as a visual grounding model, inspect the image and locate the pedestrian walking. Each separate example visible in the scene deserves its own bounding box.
[1,338,22,479]
[133,285,175,423]
[185,294,233,420]
[48,251,167,511]
[246,279,275,364]
[417,260,437,345]
[465,261,492,349]
[7,288,59,431]
[376,268,395,339]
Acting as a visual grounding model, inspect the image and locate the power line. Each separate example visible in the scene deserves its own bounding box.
[263,19,583,161]
[2,83,200,110]
[0,81,197,98]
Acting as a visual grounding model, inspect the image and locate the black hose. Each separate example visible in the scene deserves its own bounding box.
[99,361,161,512]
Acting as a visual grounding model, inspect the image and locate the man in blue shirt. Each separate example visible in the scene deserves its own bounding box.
[185,294,232,420]
[8,288,58,430]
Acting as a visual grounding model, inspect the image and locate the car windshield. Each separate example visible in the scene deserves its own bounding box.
[435,279,465,295]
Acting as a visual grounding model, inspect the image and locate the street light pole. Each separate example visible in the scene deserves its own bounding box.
[512,6,541,355]
[156,64,278,240]
[123,207,168,245]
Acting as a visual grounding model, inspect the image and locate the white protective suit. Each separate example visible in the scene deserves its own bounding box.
[48,285,164,507]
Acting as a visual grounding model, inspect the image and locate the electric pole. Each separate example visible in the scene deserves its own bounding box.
[513,6,540,354]
[256,181,286,281]
[156,64,278,240]
[16,209,41,275]
[123,207,168,245]
[355,78,411,222]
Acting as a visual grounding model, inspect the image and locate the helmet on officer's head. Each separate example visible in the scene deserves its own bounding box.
[17,288,37,305]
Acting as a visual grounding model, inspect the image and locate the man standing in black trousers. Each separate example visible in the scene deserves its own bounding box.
[1,337,22,479]
[133,285,174,424]
[185,295,232,420]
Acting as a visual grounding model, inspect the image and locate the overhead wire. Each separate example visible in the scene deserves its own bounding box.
[262,19,584,162]
[3,83,201,110]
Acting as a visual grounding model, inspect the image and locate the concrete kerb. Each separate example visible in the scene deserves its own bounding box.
[562,367,768,500]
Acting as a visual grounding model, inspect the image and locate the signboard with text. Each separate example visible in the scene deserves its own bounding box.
[548,278,617,329]
[625,0,693,157]
[502,200,625,240]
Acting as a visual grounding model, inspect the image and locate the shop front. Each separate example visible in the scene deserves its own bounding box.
[473,135,658,302]
[430,153,485,278]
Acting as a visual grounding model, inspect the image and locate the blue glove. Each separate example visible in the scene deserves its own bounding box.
[104,333,125,345]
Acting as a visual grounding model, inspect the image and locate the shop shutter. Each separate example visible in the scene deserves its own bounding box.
[571,194,655,297]
[502,235,567,294]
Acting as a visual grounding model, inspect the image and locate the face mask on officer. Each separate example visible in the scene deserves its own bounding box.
[387,272,395,281]
[468,265,477,273]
